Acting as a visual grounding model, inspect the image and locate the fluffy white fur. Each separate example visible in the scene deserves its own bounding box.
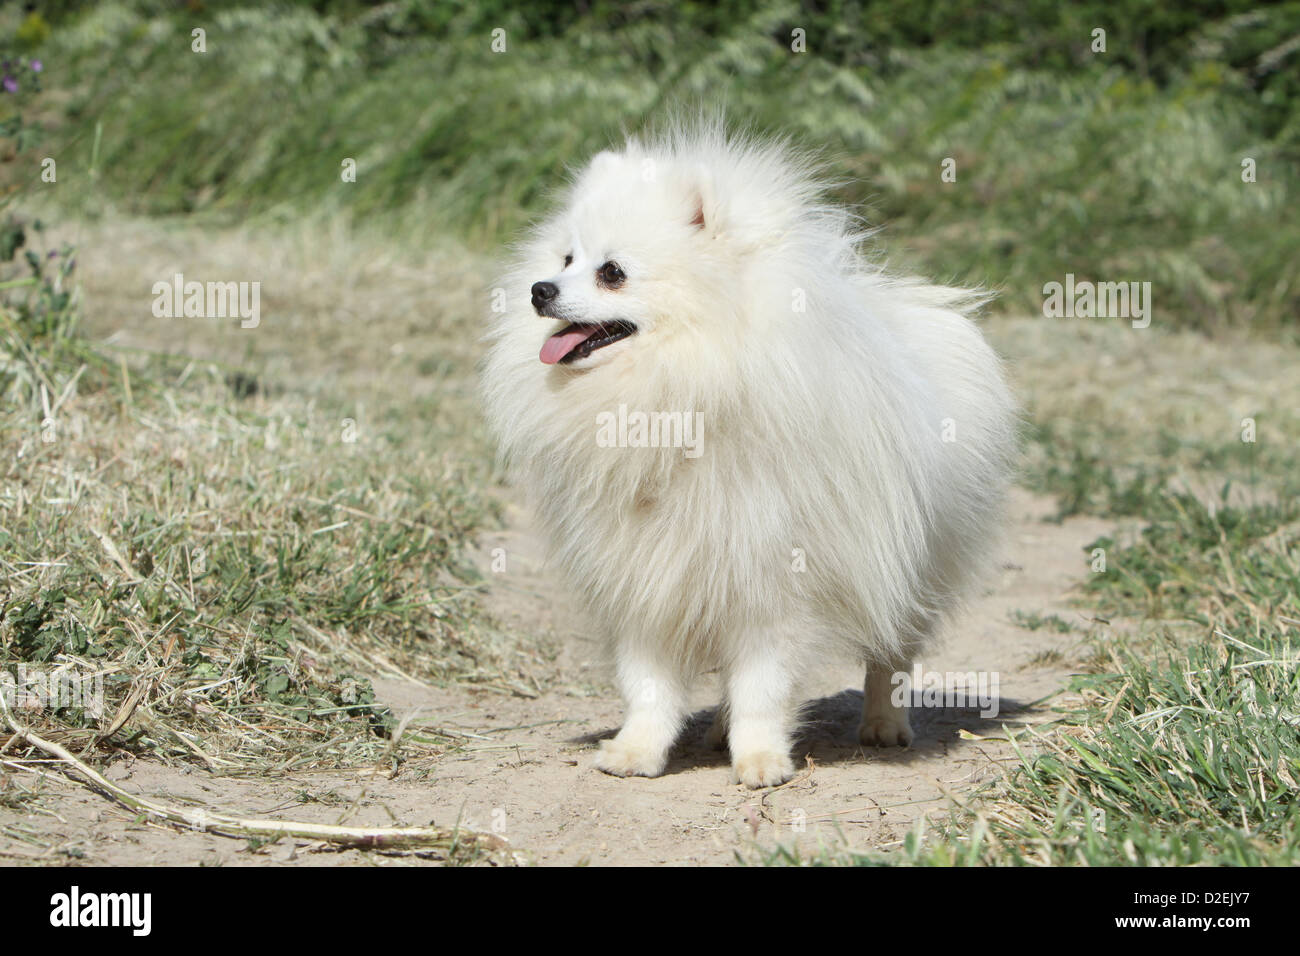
[482,121,1017,788]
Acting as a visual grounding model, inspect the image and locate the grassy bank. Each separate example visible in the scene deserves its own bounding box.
[11,0,1300,331]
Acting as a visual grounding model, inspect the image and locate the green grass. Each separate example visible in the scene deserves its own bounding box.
[1009,610,1077,634]
[18,0,1300,332]
[1020,414,1300,523]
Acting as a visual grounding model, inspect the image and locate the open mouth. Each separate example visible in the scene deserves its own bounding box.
[540,321,638,365]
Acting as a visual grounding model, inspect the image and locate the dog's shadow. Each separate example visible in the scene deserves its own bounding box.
[570,688,1029,776]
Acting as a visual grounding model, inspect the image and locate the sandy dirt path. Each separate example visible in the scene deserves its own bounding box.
[1,487,1110,866]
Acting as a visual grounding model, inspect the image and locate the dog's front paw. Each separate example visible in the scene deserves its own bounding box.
[858,713,914,748]
[594,736,668,778]
[731,750,795,788]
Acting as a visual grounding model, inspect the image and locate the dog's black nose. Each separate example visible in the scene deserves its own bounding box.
[531,281,559,313]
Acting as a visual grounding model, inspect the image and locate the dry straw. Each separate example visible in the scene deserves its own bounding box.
[0,690,507,857]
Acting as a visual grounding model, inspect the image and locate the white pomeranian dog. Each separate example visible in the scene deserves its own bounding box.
[482,119,1016,788]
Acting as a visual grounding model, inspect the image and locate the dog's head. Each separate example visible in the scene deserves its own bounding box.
[523,143,755,369]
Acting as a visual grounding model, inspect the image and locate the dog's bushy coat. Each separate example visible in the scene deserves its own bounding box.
[482,121,1016,786]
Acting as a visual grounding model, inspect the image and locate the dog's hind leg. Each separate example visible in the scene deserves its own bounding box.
[858,661,914,747]
[703,704,728,750]
[594,640,689,778]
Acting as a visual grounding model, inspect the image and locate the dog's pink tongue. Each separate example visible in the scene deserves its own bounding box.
[540,327,597,365]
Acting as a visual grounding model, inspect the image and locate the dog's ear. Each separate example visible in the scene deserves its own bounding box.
[689,193,706,229]
[684,164,721,236]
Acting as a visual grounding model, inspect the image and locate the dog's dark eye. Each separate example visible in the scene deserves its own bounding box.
[597,261,626,288]
[563,253,573,268]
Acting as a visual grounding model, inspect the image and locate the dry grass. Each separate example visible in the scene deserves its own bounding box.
[985,315,1300,517]
[1,213,548,784]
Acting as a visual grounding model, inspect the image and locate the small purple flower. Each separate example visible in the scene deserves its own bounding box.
[31,60,42,73]
[2,76,17,94]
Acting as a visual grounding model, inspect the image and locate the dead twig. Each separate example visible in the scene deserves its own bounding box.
[0,693,506,854]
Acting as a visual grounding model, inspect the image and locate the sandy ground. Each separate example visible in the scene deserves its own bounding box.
[0,486,1110,866]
